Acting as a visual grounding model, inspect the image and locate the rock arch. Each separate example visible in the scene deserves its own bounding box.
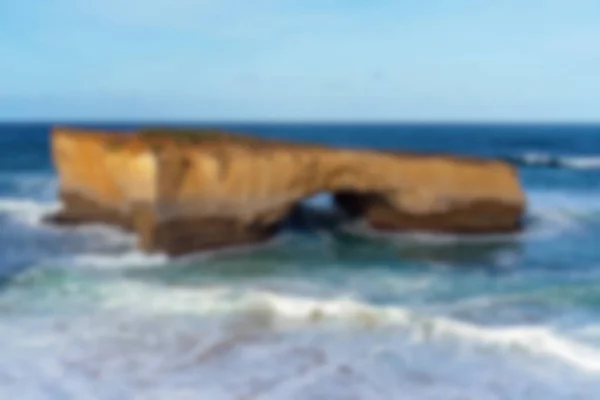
[46,127,526,256]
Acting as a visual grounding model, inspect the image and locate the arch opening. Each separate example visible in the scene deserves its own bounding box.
[282,190,382,233]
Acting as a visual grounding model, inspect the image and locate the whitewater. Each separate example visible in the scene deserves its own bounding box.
[2,124,600,400]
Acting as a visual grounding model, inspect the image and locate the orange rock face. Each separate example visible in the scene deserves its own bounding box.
[46,127,526,256]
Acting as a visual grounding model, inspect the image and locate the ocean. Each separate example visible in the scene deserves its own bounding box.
[1,123,600,399]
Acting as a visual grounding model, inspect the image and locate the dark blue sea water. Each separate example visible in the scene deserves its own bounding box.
[1,123,600,399]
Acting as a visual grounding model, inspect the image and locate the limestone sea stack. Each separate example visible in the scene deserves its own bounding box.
[46,127,526,256]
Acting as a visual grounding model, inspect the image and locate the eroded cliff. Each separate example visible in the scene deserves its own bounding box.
[47,127,526,255]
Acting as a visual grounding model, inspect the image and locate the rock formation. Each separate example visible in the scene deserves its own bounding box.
[46,127,526,256]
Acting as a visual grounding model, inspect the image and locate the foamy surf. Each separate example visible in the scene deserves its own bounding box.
[69,251,169,270]
[506,152,600,170]
[526,190,600,234]
[0,198,59,227]
[5,121,600,399]
[1,283,599,400]
[95,283,600,371]
[561,156,600,169]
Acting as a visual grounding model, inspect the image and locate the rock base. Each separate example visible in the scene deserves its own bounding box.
[335,192,523,234]
[44,192,132,230]
[47,191,281,257]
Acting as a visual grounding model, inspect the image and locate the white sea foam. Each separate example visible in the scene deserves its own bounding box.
[510,152,600,170]
[0,172,59,228]
[1,283,599,400]
[527,190,600,233]
[88,283,600,372]
[561,156,600,169]
[69,251,169,270]
[0,198,59,226]
[520,151,555,166]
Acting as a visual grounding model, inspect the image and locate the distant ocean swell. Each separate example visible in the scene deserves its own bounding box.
[504,152,600,170]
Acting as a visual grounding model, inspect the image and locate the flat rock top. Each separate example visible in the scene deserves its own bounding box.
[54,126,507,165]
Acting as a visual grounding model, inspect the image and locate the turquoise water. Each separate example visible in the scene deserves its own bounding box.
[1,124,600,399]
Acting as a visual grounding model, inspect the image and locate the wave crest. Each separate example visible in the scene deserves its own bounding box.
[0,198,58,226]
[505,152,600,170]
[96,284,600,373]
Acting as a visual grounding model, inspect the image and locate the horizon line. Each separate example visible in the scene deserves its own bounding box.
[1,119,600,127]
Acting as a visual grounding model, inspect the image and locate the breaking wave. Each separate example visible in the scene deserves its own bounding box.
[1,284,599,399]
[505,152,600,170]
[0,197,58,227]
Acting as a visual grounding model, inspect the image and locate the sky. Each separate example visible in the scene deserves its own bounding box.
[1,0,599,122]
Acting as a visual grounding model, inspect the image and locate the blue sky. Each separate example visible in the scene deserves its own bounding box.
[1,0,599,121]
